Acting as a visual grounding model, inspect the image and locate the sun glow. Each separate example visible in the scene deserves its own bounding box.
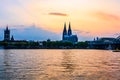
[0,0,120,39]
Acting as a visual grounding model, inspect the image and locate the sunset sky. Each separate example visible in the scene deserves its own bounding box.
[0,0,120,41]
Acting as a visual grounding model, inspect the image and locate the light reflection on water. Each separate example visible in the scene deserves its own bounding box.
[0,49,120,80]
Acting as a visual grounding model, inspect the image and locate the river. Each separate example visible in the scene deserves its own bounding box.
[0,49,120,80]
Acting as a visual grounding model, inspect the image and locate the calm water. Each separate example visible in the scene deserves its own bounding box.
[0,49,120,80]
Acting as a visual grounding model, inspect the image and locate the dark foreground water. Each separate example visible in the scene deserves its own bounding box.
[0,49,120,80]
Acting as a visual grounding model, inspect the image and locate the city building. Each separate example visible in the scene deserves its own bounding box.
[95,37,116,43]
[4,26,14,41]
[11,35,14,41]
[4,26,10,41]
[87,36,120,49]
[62,22,78,43]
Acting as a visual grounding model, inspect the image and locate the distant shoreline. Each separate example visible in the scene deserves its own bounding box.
[1,47,112,50]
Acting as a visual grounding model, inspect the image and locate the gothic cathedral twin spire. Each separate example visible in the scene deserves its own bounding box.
[63,22,72,36]
[62,22,78,43]
[62,22,73,41]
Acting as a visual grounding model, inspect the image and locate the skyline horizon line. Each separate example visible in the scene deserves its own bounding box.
[0,24,119,42]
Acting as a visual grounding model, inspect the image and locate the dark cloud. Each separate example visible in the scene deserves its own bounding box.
[48,12,68,16]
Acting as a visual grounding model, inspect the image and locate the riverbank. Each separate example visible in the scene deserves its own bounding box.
[0,40,120,50]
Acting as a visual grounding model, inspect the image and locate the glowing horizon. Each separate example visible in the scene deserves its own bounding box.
[0,0,120,40]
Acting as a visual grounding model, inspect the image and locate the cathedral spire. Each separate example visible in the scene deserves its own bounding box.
[68,22,72,36]
[63,22,67,35]
[62,22,67,40]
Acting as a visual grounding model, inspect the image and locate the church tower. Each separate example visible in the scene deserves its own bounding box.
[68,22,72,36]
[11,35,14,41]
[62,22,67,40]
[4,26,10,41]
[62,22,78,43]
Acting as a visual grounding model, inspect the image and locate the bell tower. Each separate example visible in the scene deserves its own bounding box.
[4,26,10,41]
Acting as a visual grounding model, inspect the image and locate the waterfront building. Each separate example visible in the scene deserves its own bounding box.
[96,37,116,43]
[11,35,14,41]
[4,26,10,41]
[87,37,120,49]
[62,22,78,43]
[4,26,15,41]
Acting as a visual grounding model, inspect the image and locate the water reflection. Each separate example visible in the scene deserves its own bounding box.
[0,50,120,80]
[4,50,11,66]
[61,51,76,73]
[2,50,40,80]
[3,50,13,80]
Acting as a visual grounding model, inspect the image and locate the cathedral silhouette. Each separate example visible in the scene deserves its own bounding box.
[62,22,78,43]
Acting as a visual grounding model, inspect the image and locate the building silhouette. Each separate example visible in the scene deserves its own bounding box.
[62,22,78,43]
[11,35,14,41]
[4,26,14,41]
[4,26,10,41]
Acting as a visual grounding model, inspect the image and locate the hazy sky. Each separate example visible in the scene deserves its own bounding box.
[0,0,120,40]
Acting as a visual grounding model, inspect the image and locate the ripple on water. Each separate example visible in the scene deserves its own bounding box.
[0,50,120,80]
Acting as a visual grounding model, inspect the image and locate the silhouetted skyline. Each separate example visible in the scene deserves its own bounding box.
[0,25,94,41]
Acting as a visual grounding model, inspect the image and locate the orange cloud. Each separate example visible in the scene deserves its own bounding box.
[92,11,120,21]
[48,12,68,16]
